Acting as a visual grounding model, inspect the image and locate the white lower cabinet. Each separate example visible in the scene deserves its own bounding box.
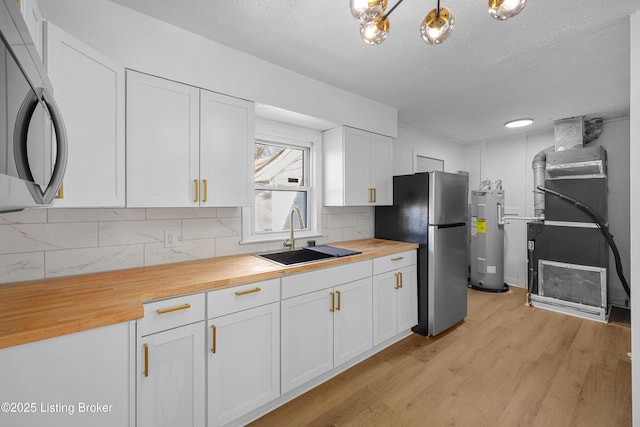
[280,262,373,394]
[0,322,134,427]
[206,279,280,426]
[373,251,418,345]
[333,278,373,366]
[281,288,334,393]
[137,294,206,427]
[129,250,416,425]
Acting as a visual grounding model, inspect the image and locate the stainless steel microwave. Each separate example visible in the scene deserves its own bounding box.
[0,0,67,212]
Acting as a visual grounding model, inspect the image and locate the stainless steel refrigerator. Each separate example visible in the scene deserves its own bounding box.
[375,171,469,336]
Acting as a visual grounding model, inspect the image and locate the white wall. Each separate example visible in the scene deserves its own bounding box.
[39,0,397,137]
[464,119,631,302]
[393,124,466,175]
[630,10,639,427]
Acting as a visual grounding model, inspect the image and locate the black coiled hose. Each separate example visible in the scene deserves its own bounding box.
[537,186,630,297]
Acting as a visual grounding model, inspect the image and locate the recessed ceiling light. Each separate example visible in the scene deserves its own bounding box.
[505,118,534,128]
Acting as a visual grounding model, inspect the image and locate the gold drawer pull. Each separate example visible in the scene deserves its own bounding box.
[143,343,149,377]
[336,290,341,311]
[391,256,404,261]
[211,325,217,354]
[194,179,199,202]
[156,303,191,315]
[235,287,261,296]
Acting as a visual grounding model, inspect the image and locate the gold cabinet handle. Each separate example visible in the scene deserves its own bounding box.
[399,272,403,289]
[156,303,191,315]
[211,325,217,354]
[391,256,404,261]
[57,183,64,199]
[235,287,261,296]
[394,272,401,290]
[143,343,149,377]
[330,291,335,313]
[336,290,341,311]
[368,188,374,203]
[194,179,199,202]
[372,188,377,203]
[202,179,208,202]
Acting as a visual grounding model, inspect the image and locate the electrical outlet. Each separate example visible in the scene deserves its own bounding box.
[164,229,178,248]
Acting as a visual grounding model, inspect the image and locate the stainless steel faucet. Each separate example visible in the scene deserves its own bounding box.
[284,206,305,251]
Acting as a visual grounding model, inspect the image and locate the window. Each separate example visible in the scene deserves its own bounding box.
[254,141,309,233]
[242,121,322,244]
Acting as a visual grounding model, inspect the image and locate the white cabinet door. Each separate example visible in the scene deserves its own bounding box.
[372,270,399,346]
[323,126,393,206]
[370,133,393,206]
[46,23,125,207]
[396,265,418,332]
[127,71,199,207]
[137,323,205,427]
[373,265,418,346]
[343,127,372,206]
[281,289,334,394]
[207,302,279,426]
[200,90,253,207]
[0,322,134,427]
[333,277,373,366]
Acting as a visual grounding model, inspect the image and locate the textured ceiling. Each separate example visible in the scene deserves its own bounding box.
[105,0,640,143]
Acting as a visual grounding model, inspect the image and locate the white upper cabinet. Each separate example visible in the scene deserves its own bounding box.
[45,22,125,207]
[126,71,253,207]
[127,71,199,207]
[199,89,253,207]
[323,126,393,206]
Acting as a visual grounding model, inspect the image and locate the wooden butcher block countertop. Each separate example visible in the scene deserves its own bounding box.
[0,238,417,349]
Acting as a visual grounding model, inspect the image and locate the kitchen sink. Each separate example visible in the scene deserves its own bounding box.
[256,248,335,266]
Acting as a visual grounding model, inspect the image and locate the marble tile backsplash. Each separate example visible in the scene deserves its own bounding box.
[0,206,374,285]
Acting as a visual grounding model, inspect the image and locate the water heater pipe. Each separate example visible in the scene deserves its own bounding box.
[532,145,555,217]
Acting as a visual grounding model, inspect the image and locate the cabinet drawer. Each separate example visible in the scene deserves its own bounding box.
[373,250,417,275]
[281,260,372,299]
[208,279,280,319]
[140,293,205,336]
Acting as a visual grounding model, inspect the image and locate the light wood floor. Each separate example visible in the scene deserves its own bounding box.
[250,287,631,427]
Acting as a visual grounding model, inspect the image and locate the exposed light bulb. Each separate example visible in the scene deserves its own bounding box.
[505,118,533,128]
[360,17,389,45]
[349,0,388,24]
[488,0,527,20]
[420,7,455,45]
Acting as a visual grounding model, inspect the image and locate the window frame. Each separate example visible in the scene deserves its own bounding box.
[241,119,323,245]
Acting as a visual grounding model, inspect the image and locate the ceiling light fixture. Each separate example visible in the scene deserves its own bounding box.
[504,118,533,128]
[349,0,527,46]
